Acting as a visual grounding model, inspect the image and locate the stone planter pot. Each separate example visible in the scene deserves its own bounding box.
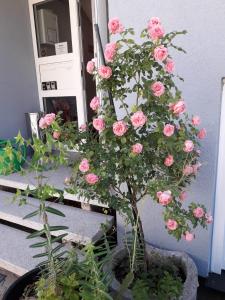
[104,244,198,300]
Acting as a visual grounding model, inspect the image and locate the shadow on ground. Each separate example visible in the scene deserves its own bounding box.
[198,277,225,300]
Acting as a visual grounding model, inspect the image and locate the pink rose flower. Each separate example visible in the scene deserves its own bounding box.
[53,131,61,140]
[85,173,99,185]
[79,158,90,173]
[170,100,186,115]
[193,207,205,218]
[197,128,207,139]
[90,96,100,111]
[151,81,165,97]
[165,59,175,73]
[104,42,117,62]
[205,213,213,224]
[157,190,172,206]
[108,18,124,34]
[184,231,194,242]
[86,60,95,74]
[164,155,174,167]
[93,118,105,132]
[132,143,143,154]
[39,117,47,129]
[98,65,112,79]
[131,111,147,128]
[183,165,193,176]
[192,162,202,175]
[148,25,165,41]
[183,140,194,153]
[154,45,168,62]
[192,116,201,126]
[44,113,56,126]
[113,120,128,136]
[179,191,187,201]
[148,17,161,29]
[163,124,175,137]
[166,219,178,231]
[79,124,87,132]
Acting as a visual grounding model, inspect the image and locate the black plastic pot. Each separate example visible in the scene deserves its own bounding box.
[3,268,41,300]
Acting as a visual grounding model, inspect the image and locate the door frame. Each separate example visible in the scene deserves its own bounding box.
[28,0,87,126]
[211,79,225,274]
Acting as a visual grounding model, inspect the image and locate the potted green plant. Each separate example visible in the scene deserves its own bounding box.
[61,17,213,299]
[3,122,113,300]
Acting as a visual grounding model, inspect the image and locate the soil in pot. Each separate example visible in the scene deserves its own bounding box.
[114,255,185,300]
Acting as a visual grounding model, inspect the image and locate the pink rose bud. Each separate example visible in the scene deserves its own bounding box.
[163,124,175,137]
[131,111,147,128]
[183,165,193,176]
[44,113,56,126]
[148,25,165,41]
[184,231,194,242]
[154,45,168,62]
[104,42,117,62]
[90,96,100,111]
[172,100,186,115]
[79,124,87,132]
[192,116,201,126]
[205,213,213,224]
[113,120,128,136]
[166,219,178,231]
[39,117,47,129]
[179,191,187,201]
[157,190,172,206]
[98,65,112,79]
[151,81,165,97]
[164,154,174,167]
[86,60,95,74]
[197,128,207,139]
[108,18,124,34]
[132,143,143,154]
[85,173,99,185]
[79,158,90,173]
[193,207,205,218]
[165,59,175,73]
[183,140,194,153]
[93,118,105,132]
[148,17,161,29]
[53,131,61,140]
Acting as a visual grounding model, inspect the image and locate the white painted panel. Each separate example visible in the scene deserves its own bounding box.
[211,80,225,274]
[39,60,76,91]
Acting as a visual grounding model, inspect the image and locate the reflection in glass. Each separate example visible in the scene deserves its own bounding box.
[33,0,72,57]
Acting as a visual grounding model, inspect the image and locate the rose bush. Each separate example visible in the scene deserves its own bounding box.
[43,17,212,273]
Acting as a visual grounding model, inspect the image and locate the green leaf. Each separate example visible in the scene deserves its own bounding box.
[27,229,45,239]
[30,241,47,248]
[33,252,49,258]
[23,210,39,220]
[49,225,69,231]
[45,206,65,217]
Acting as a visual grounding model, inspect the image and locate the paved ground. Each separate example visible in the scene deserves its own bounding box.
[0,268,18,300]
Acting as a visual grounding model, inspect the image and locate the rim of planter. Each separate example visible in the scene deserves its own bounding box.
[104,244,199,300]
[2,267,41,300]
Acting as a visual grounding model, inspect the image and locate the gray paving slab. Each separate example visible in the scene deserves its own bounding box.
[0,166,108,207]
[0,190,113,244]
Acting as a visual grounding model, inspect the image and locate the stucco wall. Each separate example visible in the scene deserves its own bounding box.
[0,0,39,139]
[108,0,225,276]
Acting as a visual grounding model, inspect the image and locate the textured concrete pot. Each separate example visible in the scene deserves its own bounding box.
[104,244,198,300]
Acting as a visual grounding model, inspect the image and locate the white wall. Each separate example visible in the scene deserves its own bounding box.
[0,0,39,139]
[108,0,225,276]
